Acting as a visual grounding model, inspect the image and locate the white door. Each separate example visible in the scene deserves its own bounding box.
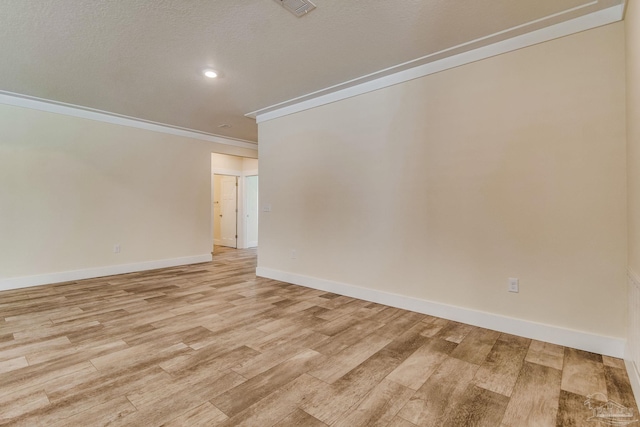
[220,175,237,248]
[246,176,258,248]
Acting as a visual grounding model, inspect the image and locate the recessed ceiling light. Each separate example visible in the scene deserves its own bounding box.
[203,69,218,79]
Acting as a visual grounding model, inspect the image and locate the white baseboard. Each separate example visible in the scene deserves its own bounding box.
[256,266,626,358]
[213,239,223,246]
[0,254,213,292]
[624,346,640,411]
[626,269,640,409]
[246,240,258,248]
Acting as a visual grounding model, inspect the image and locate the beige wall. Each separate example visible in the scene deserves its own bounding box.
[243,158,259,174]
[211,154,259,174]
[0,103,257,280]
[211,152,244,171]
[628,1,640,277]
[258,23,627,338]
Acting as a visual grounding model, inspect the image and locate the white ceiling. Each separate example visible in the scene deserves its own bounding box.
[0,0,623,143]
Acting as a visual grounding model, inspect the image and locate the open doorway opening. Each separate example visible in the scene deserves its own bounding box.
[211,153,258,252]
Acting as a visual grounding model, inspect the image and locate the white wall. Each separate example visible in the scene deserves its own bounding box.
[628,0,640,280]
[0,103,257,289]
[625,0,640,406]
[258,23,627,346]
[246,176,259,248]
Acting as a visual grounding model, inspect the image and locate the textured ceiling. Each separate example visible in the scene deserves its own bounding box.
[0,0,623,142]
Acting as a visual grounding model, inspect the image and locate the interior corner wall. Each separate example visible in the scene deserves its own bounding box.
[628,0,640,279]
[0,103,257,286]
[257,22,627,340]
[625,0,640,405]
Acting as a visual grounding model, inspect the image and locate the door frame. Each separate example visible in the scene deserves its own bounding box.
[217,174,239,248]
[210,153,259,250]
[211,169,241,251]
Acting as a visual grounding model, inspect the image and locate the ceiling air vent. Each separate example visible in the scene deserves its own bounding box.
[275,0,316,17]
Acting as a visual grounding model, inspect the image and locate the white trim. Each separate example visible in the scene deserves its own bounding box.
[627,268,640,409]
[0,91,258,151]
[211,168,242,177]
[249,4,624,123]
[243,175,259,250]
[256,266,626,358]
[0,254,212,292]
[624,350,640,412]
[212,168,243,249]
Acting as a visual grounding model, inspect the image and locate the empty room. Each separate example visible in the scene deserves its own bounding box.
[1,0,639,426]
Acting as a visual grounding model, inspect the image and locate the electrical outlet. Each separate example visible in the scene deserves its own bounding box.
[508,278,519,293]
[114,244,121,254]
[290,249,297,260]
[262,204,272,212]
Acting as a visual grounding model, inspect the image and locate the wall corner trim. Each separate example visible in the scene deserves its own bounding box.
[256,266,626,358]
[627,268,640,409]
[249,4,623,124]
[625,348,640,412]
[0,91,258,151]
[0,254,213,292]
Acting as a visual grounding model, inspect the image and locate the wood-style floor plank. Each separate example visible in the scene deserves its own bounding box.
[397,356,479,427]
[449,327,500,365]
[386,337,456,390]
[500,361,562,426]
[525,339,565,371]
[162,402,229,427]
[272,409,327,427]
[442,385,509,427]
[0,246,636,426]
[560,348,608,399]
[604,365,640,413]
[331,379,414,427]
[472,334,530,397]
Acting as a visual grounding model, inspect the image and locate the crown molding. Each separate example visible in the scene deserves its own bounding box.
[0,91,258,151]
[248,3,624,123]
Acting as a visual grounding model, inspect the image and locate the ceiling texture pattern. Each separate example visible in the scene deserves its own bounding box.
[0,0,624,142]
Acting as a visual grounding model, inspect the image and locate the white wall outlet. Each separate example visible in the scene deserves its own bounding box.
[508,277,519,293]
[113,244,121,254]
[290,249,297,260]
[262,204,272,212]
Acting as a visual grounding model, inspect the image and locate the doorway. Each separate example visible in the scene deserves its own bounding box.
[213,175,238,248]
[211,153,258,252]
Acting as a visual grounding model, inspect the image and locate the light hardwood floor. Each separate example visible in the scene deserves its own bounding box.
[0,246,637,426]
